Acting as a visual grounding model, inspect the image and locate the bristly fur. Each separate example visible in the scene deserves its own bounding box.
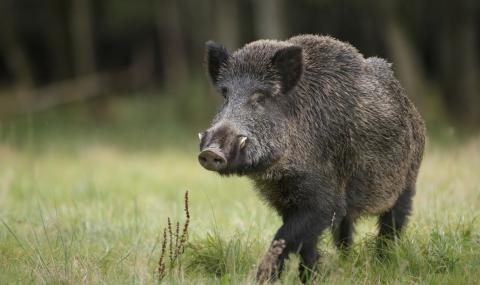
[202,34,425,283]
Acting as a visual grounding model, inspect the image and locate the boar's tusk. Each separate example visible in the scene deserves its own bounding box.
[239,136,248,149]
[198,132,204,140]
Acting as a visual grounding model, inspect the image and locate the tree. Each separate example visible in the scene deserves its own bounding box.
[253,0,285,39]
[71,0,96,77]
[436,0,480,126]
[155,0,189,89]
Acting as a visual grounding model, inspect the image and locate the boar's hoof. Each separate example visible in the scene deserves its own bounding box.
[256,239,286,283]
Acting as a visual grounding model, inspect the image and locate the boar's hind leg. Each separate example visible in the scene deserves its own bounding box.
[377,184,415,245]
[332,215,354,251]
[297,237,321,283]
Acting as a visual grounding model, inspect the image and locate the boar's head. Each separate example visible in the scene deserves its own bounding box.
[199,40,303,176]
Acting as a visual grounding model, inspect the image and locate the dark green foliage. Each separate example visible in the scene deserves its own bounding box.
[185,230,262,279]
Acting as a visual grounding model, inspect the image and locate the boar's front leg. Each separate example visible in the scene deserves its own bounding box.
[256,199,334,283]
[256,239,287,283]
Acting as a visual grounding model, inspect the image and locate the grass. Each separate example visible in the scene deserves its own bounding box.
[1,96,480,284]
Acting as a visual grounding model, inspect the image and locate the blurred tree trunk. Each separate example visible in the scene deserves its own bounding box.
[155,0,189,90]
[380,0,427,108]
[184,0,215,76]
[437,0,480,126]
[0,0,34,89]
[71,0,96,77]
[46,0,70,81]
[0,0,35,111]
[384,21,427,106]
[214,0,240,50]
[71,0,102,119]
[253,0,285,39]
[129,41,155,89]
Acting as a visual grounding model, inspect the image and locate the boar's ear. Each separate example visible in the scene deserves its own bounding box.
[271,46,303,94]
[205,41,230,85]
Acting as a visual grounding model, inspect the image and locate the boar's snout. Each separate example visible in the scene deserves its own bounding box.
[198,124,250,173]
[198,146,227,171]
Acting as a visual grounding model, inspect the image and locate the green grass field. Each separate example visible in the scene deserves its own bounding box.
[1,97,479,284]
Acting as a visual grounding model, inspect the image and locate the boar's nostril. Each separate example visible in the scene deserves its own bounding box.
[198,148,227,171]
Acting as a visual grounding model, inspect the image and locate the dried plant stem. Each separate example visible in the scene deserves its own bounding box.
[156,191,191,282]
[167,217,173,264]
[157,228,167,280]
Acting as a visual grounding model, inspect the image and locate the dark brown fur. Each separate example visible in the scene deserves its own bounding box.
[200,34,425,283]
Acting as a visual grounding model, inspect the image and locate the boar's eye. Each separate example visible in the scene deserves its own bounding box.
[250,92,266,106]
[220,86,228,99]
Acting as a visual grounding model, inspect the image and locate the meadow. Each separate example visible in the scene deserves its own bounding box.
[1,96,479,284]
